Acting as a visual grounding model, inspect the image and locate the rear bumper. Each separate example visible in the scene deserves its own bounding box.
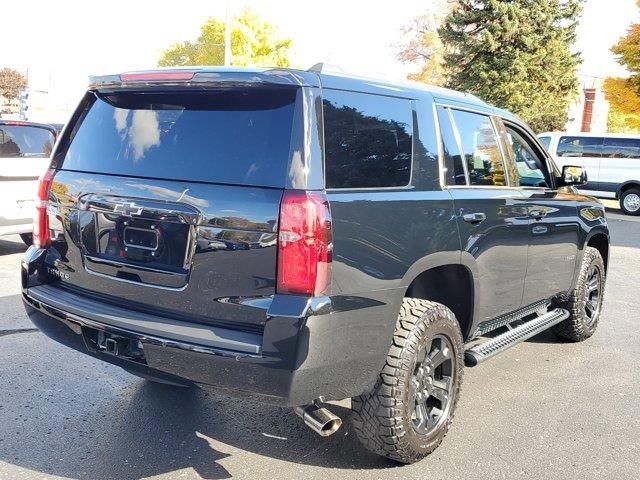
[0,222,32,236]
[22,249,401,406]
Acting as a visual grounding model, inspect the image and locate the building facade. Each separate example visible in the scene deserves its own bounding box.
[565,75,609,133]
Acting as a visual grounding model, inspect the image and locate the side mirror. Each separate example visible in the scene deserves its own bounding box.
[560,165,587,187]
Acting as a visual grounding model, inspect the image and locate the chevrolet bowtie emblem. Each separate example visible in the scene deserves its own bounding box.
[113,202,143,217]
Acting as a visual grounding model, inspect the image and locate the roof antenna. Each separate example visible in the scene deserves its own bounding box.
[307,62,344,74]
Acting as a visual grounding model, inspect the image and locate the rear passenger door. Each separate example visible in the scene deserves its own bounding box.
[437,106,529,323]
[499,121,580,305]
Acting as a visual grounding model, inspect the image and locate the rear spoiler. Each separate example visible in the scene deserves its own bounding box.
[88,68,321,90]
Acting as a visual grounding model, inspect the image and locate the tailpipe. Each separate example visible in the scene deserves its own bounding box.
[294,404,342,437]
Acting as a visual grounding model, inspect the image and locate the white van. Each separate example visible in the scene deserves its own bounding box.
[539,132,640,215]
[0,120,57,244]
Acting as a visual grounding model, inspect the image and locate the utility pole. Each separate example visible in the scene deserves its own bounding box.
[224,4,232,66]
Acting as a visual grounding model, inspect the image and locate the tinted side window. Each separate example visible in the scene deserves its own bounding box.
[538,136,551,150]
[0,125,55,158]
[557,136,604,158]
[603,137,640,158]
[436,106,466,185]
[506,127,550,188]
[323,90,412,189]
[450,110,506,186]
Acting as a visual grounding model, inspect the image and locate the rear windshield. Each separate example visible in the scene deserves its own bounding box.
[0,125,55,158]
[59,89,297,187]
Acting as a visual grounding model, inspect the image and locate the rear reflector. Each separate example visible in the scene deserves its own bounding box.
[33,169,55,249]
[277,191,333,296]
[120,71,195,82]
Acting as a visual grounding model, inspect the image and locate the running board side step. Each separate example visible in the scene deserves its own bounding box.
[465,308,569,367]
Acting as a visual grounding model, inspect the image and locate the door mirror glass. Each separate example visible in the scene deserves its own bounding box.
[562,165,587,186]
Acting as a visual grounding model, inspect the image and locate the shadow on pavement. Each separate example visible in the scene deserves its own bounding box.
[0,375,395,479]
[0,237,28,256]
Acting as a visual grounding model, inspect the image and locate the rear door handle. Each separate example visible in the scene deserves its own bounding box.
[529,209,547,220]
[462,212,487,224]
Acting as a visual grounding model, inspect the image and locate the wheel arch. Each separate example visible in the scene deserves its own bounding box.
[616,181,640,199]
[401,255,477,341]
[585,231,610,272]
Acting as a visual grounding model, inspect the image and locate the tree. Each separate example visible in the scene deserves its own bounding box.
[611,0,640,96]
[397,2,455,86]
[0,68,27,100]
[611,25,640,93]
[158,9,292,68]
[440,0,582,132]
[603,77,640,132]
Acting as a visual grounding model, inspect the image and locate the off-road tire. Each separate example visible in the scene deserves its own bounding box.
[553,246,605,342]
[351,298,464,464]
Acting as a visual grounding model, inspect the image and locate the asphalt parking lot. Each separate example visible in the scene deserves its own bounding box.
[1,208,639,480]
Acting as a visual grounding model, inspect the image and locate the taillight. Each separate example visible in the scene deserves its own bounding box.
[277,191,333,296]
[33,168,55,248]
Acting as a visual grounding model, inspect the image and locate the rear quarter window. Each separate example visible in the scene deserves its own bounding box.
[322,90,413,189]
[58,89,297,187]
[0,125,55,158]
[602,137,640,158]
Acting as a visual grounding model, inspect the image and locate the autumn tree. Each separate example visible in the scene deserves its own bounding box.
[611,24,640,94]
[439,0,582,132]
[158,9,292,68]
[0,68,27,100]
[397,1,455,86]
[603,77,640,132]
[606,1,640,131]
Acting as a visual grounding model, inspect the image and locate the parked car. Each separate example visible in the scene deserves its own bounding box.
[0,120,57,244]
[539,131,640,215]
[22,67,609,464]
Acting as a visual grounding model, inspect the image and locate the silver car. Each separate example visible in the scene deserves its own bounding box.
[0,120,57,244]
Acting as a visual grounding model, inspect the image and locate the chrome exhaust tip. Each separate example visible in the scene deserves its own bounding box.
[294,404,342,437]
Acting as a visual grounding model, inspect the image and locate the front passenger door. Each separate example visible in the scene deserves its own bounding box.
[499,121,580,305]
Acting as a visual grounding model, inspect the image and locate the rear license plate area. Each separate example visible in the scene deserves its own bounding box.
[123,226,159,251]
[77,208,194,288]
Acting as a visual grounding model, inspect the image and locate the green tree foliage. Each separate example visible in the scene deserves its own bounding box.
[440,0,582,132]
[0,68,27,100]
[158,9,292,68]
[604,77,640,132]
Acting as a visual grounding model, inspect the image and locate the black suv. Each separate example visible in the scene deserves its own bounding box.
[22,67,609,464]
